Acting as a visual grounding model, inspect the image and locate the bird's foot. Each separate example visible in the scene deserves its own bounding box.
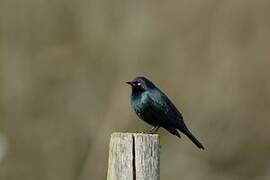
[135,131,145,134]
[148,126,156,133]
[148,126,160,134]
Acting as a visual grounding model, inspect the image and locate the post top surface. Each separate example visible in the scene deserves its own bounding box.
[111,132,159,138]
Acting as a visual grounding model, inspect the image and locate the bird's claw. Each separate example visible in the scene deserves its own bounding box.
[148,126,160,134]
[135,131,145,134]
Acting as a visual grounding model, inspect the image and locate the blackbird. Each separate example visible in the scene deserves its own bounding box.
[127,76,204,149]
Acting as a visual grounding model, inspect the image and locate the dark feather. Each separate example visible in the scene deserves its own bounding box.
[128,76,205,150]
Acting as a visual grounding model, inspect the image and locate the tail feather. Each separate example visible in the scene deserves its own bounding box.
[181,128,205,150]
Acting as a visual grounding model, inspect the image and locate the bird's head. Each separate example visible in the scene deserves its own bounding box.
[126,76,156,93]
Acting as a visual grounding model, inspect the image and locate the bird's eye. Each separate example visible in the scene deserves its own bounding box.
[137,82,141,86]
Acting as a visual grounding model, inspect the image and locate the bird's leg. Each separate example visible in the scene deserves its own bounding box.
[148,126,160,134]
[152,126,160,133]
[148,126,156,133]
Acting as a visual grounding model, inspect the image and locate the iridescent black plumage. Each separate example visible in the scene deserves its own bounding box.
[127,76,204,149]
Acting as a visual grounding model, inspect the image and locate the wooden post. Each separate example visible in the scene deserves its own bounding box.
[107,133,160,180]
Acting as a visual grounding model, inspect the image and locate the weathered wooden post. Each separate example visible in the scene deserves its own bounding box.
[107,133,160,180]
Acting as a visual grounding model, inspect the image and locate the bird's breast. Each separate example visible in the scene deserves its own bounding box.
[131,92,151,116]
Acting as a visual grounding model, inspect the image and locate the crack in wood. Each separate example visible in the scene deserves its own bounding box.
[107,133,159,180]
[132,135,136,180]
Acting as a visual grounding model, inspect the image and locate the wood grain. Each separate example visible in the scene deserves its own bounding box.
[107,133,160,180]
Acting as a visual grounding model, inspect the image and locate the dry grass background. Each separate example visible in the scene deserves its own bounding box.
[0,0,270,180]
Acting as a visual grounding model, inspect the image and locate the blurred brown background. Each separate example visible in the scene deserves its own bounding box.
[0,0,270,180]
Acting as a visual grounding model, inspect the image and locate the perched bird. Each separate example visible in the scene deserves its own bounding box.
[127,76,204,149]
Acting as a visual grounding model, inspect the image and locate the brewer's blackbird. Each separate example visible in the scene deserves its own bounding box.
[127,76,204,149]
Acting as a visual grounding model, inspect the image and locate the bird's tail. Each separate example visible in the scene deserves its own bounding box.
[181,128,205,150]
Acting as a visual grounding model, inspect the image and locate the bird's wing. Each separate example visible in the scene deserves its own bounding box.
[146,90,183,128]
[163,93,184,120]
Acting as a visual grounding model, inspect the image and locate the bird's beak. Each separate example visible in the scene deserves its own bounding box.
[126,81,133,86]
